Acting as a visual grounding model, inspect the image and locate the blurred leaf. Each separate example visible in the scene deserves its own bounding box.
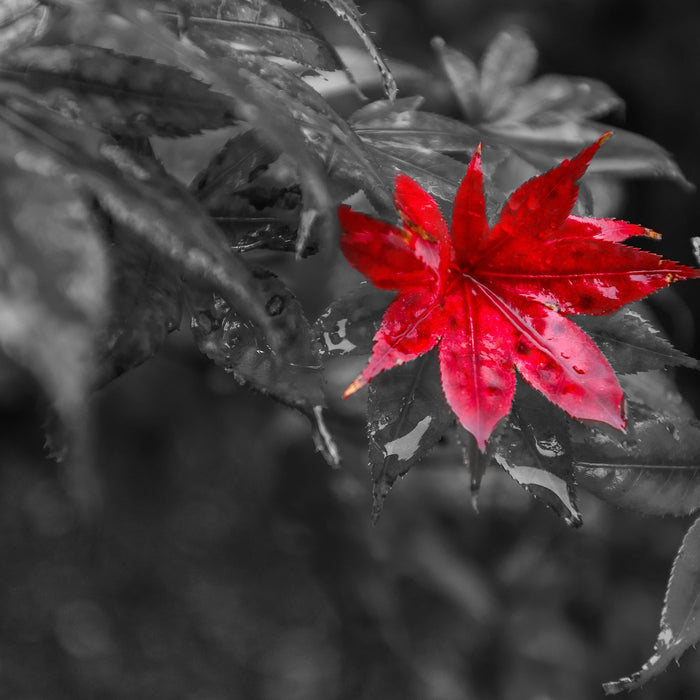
[603,515,700,694]
[367,351,454,520]
[158,0,345,72]
[431,37,480,123]
[434,30,689,186]
[317,0,396,99]
[191,128,308,254]
[0,0,49,55]
[478,26,538,121]
[486,120,691,185]
[573,372,700,516]
[492,383,581,527]
[96,217,183,387]
[0,45,238,136]
[503,75,623,123]
[0,95,282,346]
[314,283,394,358]
[46,0,335,229]
[575,307,698,374]
[189,268,339,465]
[0,164,109,515]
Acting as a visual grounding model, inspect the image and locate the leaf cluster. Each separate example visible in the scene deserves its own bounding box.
[1,3,698,693]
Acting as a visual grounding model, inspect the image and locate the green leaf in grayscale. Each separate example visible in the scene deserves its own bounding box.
[485,119,692,187]
[191,128,308,254]
[189,268,339,466]
[45,0,335,227]
[352,105,482,153]
[225,52,393,215]
[0,45,238,137]
[317,0,396,99]
[158,0,345,72]
[431,37,481,123]
[349,96,425,124]
[603,515,700,693]
[457,426,486,508]
[575,307,698,375]
[491,382,581,527]
[573,372,700,516]
[0,96,282,347]
[478,27,538,121]
[434,31,690,187]
[0,0,49,55]
[503,75,623,123]
[363,140,466,202]
[96,218,183,387]
[368,351,454,520]
[314,283,394,358]
[0,164,109,516]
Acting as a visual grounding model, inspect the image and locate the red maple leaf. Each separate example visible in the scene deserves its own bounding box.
[338,133,699,450]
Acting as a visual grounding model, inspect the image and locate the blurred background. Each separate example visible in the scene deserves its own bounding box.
[2,0,700,698]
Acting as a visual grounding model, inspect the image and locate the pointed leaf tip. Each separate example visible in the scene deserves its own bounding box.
[310,406,341,467]
[344,376,366,398]
[470,491,480,513]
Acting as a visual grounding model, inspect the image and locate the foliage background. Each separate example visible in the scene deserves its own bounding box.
[1,0,700,698]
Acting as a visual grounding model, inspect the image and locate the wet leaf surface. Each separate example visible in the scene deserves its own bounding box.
[491,383,581,527]
[575,306,698,374]
[573,372,700,516]
[367,351,454,520]
[191,128,307,254]
[0,45,239,137]
[352,102,482,153]
[189,266,338,465]
[46,0,335,229]
[225,51,392,216]
[158,0,345,72]
[314,283,394,358]
[339,135,697,449]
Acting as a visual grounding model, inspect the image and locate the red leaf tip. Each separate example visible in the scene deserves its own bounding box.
[343,376,366,398]
[598,130,613,146]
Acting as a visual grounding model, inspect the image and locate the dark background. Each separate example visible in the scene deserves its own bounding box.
[1,1,700,698]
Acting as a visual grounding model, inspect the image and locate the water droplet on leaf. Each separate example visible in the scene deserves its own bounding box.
[265,294,285,316]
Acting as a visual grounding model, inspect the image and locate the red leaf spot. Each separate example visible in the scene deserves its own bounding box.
[515,339,531,356]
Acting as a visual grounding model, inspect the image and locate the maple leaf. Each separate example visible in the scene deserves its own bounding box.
[338,133,699,450]
[432,29,690,186]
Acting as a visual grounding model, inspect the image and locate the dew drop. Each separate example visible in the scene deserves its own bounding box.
[192,312,214,334]
[515,340,531,356]
[572,365,585,375]
[265,294,285,316]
